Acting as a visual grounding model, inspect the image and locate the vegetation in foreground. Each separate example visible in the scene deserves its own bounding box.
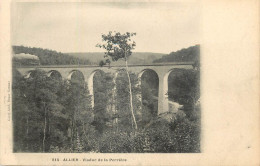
[13,67,200,153]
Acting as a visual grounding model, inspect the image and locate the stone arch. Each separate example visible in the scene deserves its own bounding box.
[24,69,51,79]
[138,69,159,115]
[67,70,85,81]
[47,70,62,80]
[24,70,34,79]
[163,68,184,113]
[24,71,31,79]
[13,69,22,77]
[88,69,105,108]
[138,68,159,81]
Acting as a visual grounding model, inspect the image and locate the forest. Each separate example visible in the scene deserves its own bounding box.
[153,45,200,64]
[12,46,91,66]
[12,45,199,66]
[13,67,200,153]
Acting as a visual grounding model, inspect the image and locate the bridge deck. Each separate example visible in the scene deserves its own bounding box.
[15,62,195,115]
[15,62,194,68]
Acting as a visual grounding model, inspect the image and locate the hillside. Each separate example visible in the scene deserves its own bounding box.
[12,45,199,66]
[153,45,200,63]
[12,46,91,66]
[67,52,166,65]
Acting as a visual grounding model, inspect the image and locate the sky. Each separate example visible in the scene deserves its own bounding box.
[11,2,200,54]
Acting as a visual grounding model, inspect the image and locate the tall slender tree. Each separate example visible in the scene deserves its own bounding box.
[96,31,138,130]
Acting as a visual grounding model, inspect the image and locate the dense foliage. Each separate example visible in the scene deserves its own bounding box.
[13,66,200,153]
[168,68,200,120]
[12,45,91,66]
[153,45,200,64]
[13,69,93,152]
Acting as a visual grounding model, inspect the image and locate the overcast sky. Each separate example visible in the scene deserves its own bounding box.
[11,2,200,54]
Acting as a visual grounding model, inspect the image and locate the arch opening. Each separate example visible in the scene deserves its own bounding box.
[67,70,86,91]
[89,69,116,133]
[113,69,142,132]
[67,70,85,82]
[24,69,47,79]
[24,70,33,79]
[47,70,62,80]
[88,69,106,108]
[165,68,191,113]
[138,69,159,122]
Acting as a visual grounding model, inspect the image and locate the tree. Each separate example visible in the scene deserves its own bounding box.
[168,69,200,119]
[12,69,31,151]
[27,70,66,152]
[92,72,114,133]
[12,69,67,152]
[64,74,93,152]
[99,60,106,67]
[105,59,111,68]
[96,31,138,130]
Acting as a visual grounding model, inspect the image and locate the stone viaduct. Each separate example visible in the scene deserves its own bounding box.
[15,62,194,115]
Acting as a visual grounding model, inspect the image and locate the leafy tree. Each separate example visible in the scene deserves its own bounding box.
[92,71,114,133]
[63,73,93,152]
[99,60,106,67]
[140,71,159,123]
[114,71,141,132]
[96,31,138,130]
[168,69,200,119]
[105,59,111,68]
[12,69,31,151]
[12,69,67,152]
[26,70,66,152]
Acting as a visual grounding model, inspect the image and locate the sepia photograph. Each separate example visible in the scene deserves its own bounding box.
[11,2,200,153]
[1,0,259,165]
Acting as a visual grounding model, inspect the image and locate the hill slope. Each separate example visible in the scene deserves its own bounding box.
[12,46,91,66]
[153,45,200,63]
[12,45,199,66]
[67,52,166,65]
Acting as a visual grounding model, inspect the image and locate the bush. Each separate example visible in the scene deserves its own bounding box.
[82,113,201,153]
[141,115,200,153]
[98,131,134,153]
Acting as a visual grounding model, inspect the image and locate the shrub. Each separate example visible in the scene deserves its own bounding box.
[98,131,134,153]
